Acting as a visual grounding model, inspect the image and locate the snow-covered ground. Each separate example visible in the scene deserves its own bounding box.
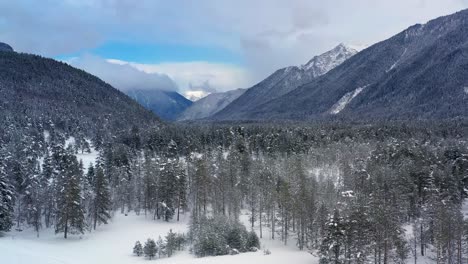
[66,136,100,169]
[329,85,368,115]
[0,212,317,264]
[76,147,99,169]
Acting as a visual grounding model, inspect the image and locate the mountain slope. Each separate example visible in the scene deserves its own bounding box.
[178,89,245,120]
[125,89,192,120]
[242,9,468,121]
[0,47,159,139]
[0,42,13,52]
[213,44,357,120]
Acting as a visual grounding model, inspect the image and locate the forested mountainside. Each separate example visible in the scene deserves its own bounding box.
[213,44,357,120]
[220,9,468,121]
[125,89,193,120]
[0,48,159,146]
[178,88,245,121]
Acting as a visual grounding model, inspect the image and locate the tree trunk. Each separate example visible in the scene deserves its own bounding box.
[64,214,69,239]
[259,202,263,238]
[272,209,275,240]
[177,195,181,221]
[284,210,288,245]
[420,223,425,256]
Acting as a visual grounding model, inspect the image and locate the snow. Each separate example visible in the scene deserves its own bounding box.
[65,137,99,169]
[301,44,357,77]
[178,89,245,121]
[43,130,50,143]
[464,87,468,95]
[65,137,76,148]
[462,199,468,219]
[329,85,368,115]
[76,147,99,169]
[1,211,317,264]
[185,91,209,102]
[403,223,436,264]
[386,48,407,72]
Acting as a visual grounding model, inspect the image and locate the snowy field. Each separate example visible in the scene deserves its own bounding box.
[0,212,317,264]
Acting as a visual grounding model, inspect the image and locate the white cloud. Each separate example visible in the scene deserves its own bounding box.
[108,59,252,93]
[68,54,177,91]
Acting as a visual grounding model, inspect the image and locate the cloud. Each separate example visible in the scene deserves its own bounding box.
[112,60,252,93]
[69,54,177,91]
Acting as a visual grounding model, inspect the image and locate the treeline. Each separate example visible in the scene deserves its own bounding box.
[1,122,468,263]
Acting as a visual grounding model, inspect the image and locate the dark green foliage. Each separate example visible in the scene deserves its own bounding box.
[320,210,345,264]
[55,147,87,238]
[165,229,178,257]
[0,172,14,231]
[0,50,159,143]
[226,226,248,252]
[91,166,111,230]
[189,215,257,257]
[246,230,260,249]
[133,241,143,256]
[144,238,157,259]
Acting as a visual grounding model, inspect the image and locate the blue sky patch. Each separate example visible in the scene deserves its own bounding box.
[55,41,244,65]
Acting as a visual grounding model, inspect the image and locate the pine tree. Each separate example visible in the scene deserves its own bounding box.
[166,229,177,257]
[246,230,260,250]
[91,166,111,230]
[41,150,56,228]
[144,238,157,259]
[133,240,143,256]
[157,140,179,221]
[176,160,187,221]
[55,150,87,238]
[157,235,167,257]
[320,210,345,264]
[0,170,14,231]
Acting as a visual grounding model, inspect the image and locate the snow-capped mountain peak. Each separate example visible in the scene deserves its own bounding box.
[301,43,358,76]
[212,44,358,120]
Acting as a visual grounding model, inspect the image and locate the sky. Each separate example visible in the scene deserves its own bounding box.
[1,0,468,98]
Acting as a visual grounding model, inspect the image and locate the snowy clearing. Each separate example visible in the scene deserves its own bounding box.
[329,85,368,114]
[0,212,317,264]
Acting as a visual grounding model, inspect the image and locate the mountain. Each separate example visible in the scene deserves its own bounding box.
[125,89,193,120]
[212,44,357,120]
[0,42,13,52]
[0,45,159,139]
[178,88,246,120]
[229,9,468,121]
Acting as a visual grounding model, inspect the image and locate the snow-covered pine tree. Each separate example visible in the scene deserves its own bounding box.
[166,229,177,257]
[0,160,14,231]
[133,240,143,256]
[143,238,157,259]
[40,150,56,228]
[157,235,167,257]
[55,149,87,238]
[155,140,181,221]
[142,152,157,217]
[246,230,260,250]
[320,210,345,264]
[176,159,187,221]
[192,156,210,218]
[91,166,111,230]
[27,159,43,237]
